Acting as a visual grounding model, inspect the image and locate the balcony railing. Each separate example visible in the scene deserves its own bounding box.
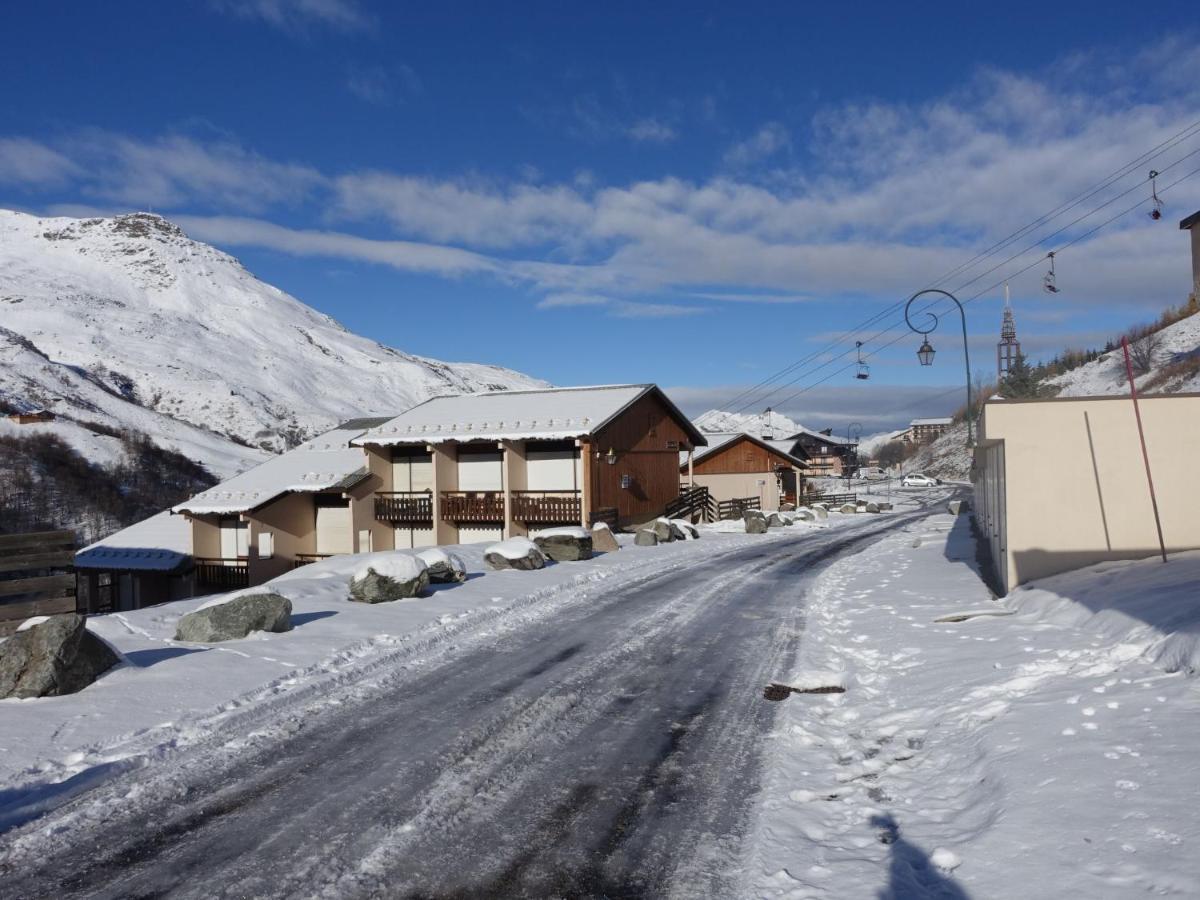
[194,557,249,591]
[512,490,582,524]
[293,553,333,568]
[440,491,504,523]
[374,491,434,524]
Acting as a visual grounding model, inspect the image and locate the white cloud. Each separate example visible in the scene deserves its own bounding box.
[346,64,422,105]
[536,292,705,319]
[627,118,677,143]
[210,0,373,34]
[536,293,610,309]
[0,138,80,187]
[722,122,790,167]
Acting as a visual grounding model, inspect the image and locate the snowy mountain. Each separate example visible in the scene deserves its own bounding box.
[1044,307,1200,397]
[0,209,546,476]
[693,408,801,438]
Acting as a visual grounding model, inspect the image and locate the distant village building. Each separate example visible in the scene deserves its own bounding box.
[680,432,808,510]
[973,394,1200,593]
[782,428,855,477]
[6,409,54,425]
[907,417,953,444]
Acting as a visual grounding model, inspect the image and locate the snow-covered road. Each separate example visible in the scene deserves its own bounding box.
[1,509,937,898]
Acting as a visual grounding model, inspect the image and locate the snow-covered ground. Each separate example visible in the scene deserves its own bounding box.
[748,510,1200,898]
[1047,308,1200,397]
[0,514,842,829]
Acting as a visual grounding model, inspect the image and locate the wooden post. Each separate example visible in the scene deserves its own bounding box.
[1121,337,1168,564]
[688,446,694,488]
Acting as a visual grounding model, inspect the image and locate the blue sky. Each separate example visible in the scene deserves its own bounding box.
[3,1,1200,432]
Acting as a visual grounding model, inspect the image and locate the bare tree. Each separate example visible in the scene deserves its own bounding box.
[1128,331,1165,377]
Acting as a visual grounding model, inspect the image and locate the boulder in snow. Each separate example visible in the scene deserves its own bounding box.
[0,614,120,699]
[484,537,546,571]
[634,529,659,546]
[349,555,430,603]
[649,518,675,542]
[670,519,700,539]
[533,527,593,562]
[839,503,858,514]
[416,548,467,584]
[780,502,796,511]
[176,592,294,640]
[948,500,968,515]
[794,508,815,522]
[865,502,880,513]
[767,512,792,527]
[746,515,768,534]
[811,506,828,520]
[590,522,620,552]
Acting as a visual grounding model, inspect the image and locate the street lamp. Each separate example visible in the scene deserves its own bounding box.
[845,422,861,484]
[904,289,973,446]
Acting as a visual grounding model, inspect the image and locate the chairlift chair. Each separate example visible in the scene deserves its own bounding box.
[855,340,870,380]
[1042,251,1060,294]
[1148,170,1163,221]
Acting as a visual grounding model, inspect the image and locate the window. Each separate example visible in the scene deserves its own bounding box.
[258,532,274,560]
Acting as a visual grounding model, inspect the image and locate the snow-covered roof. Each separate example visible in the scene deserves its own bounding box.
[682,432,807,469]
[354,384,707,447]
[172,420,386,515]
[75,510,192,572]
[784,427,853,446]
[910,417,953,426]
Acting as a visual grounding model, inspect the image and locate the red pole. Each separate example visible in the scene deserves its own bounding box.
[1121,337,1168,564]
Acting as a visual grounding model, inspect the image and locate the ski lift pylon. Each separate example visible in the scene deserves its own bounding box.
[855,340,870,379]
[1149,169,1163,220]
[1042,251,1060,294]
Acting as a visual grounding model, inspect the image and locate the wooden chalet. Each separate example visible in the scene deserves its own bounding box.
[680,432,808,508]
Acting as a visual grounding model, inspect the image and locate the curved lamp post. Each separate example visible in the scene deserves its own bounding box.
[904,289,973,446]
[844,421,861,482]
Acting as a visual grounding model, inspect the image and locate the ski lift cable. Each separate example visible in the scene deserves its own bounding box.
[732,163,1200,416]
[699,125,1200,426]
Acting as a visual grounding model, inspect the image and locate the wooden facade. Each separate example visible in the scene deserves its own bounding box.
[691,435,797,475]
[588,390,699,526]
[0,530,77,636]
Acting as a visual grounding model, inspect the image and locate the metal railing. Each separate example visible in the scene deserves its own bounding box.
[440,491,504,522]
[374,491,433,523]
[511,490,582,524]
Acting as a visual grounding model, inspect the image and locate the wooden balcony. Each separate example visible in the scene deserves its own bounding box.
[293,553,333,568]
[440,491,504,523]
[194,558,249,591]
[511,490,582,524]
[374,491,434,524]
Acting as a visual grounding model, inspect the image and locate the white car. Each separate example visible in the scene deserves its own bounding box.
[901,473,937,487]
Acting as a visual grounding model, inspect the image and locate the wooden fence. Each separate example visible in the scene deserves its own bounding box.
[717,496,761,519]
[665,485,715,523]
[0,530,78,637]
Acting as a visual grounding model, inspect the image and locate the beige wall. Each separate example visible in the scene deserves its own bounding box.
[246,492,317,583]
[973,394,1200,593]
[690,471,781,510]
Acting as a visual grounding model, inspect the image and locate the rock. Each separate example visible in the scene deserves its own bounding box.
[176,592,294,640]
[856,505,869,514]
[669,519,700,540]
[634,529,659,546]
[811,503,828,512]
[794,508,815,521]
[912,537,922,548]
[865,502,880,513]
[948,500,968,515]
[533,528,594,562]
[349,556,430,602]
[878,502,893,511]
[666,520,690,541]
[417,548,467,583]
[650,518,675,542]
[0,614,119,699]
[767,512,787,527]
[780,502,796,511]
[840,503,858,514]
[484,537,546,571]
[811,506,828,520]
[590,522,620,552]
[746,515,768,534]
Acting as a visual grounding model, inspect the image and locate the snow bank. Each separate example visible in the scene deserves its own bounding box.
[1004,550,1200,674]
[353,553,427,583]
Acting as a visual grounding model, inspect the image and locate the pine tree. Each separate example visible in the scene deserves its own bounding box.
[1000,352,1043,398]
